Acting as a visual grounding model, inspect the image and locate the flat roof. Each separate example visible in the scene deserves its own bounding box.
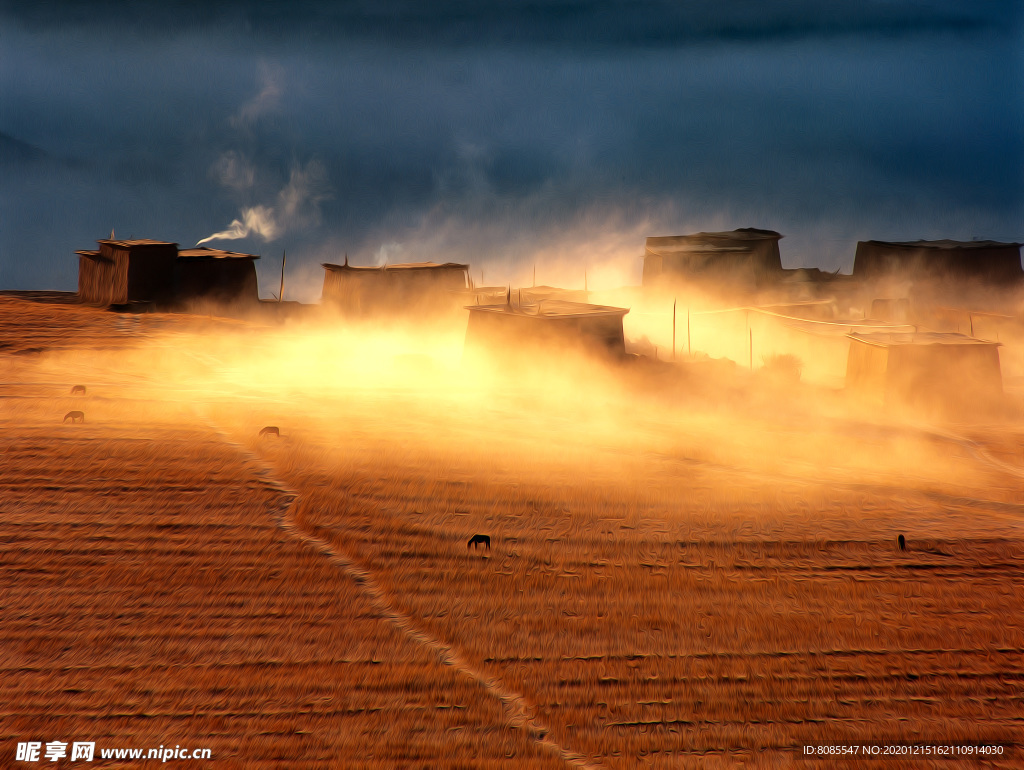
[848,331,999,348]
[178,248,259,260]
[75,250,113,263]
[323,261,468,272]
[97,239,178,248]
[860,239,1022,250]
[647,228,782,244]
[467,300,628,319]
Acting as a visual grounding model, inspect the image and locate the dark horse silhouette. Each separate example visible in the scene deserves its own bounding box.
[63,411,84,424]
[897,534,906,551]
[259,426,280,437]
[467,534,491,551]
[70,385,86,395]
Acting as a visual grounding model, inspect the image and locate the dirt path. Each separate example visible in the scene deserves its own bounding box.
[207,422,600,770]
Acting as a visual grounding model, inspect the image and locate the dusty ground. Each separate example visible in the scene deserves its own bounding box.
[1,293,1022,768]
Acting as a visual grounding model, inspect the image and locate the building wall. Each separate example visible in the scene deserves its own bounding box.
[117,244,177,302]
[846,339,1002,414]
[78,254,128,305]
[643,235,783,289]
[845,340,889,397]
[853,242,1023,282]
[322,266,468,315]
[174,260,259,304]
[464,309,627,361]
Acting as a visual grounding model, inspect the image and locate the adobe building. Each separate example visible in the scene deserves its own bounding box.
[321,259,469,315]
[852,240,1023,283]
[77,239,178,306]
[845,331,1002,415]
[464,298,629,361]
[175,248,260,305]
[76,239,260,308]
[642,228,784,289]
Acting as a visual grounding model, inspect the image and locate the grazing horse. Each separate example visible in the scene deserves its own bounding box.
[897,534,906,551]
[259,426,280,437]
[63,411,84,424]
[70,385,86,395]
[468,534,491,551]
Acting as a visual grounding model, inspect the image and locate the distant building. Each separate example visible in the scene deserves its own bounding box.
[846,331,1002,413]
[77,239,178,306]
[175,248,260,305]
[852,240,1023,283]
[464,299,629,360]
[642,228,784,289]
[520,285,590,304]
[321,260,469,315]
[76,239,260,307]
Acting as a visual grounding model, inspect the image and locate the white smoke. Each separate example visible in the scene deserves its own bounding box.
[197,205,278,245]
[231,63,282,127]
[197,160,331,246]
[211,150,255,192]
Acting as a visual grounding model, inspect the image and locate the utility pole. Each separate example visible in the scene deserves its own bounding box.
[279,250,286,303]
[672,299,677,361]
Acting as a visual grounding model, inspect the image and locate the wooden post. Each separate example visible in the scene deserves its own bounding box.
[533,264,536,288]
[970,313,974,337]
[672,299,677,361]
[279,250,286,303]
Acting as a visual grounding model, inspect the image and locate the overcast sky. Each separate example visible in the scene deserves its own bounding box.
[1,1,1020,298]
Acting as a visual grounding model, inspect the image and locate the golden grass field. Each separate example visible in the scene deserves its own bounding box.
[1,292,1023,768]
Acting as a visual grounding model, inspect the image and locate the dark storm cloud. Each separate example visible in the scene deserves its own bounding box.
[0,0,1009,46]
[0,1,1021,295]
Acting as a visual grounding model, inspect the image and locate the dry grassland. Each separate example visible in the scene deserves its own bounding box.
[1,293,1023,768]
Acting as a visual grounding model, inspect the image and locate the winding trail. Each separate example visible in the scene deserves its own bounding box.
[206,421,599,770]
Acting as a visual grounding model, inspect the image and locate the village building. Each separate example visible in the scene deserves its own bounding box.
[174,248,260,306]
[464,298,629,360]
[76,239,260,308]
[852,240,1023,283]
[76,239,179,306]
[845,331,1002,414]
[642,228,784,289]
[321,260,469,315]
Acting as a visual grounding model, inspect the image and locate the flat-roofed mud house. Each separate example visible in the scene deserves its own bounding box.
[77,239,179,306]
[175,248,260,305]
[642,229,784,290]
[321,260,469,315]
[846,331,1002,415]
[76,239,260,307]
[853,240,1023,283]
[464,299,629,361]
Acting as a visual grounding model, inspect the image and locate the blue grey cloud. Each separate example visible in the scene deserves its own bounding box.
[1,1,1020,295]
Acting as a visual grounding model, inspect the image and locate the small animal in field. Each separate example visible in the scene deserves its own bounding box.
[70,385,86,395]
[63,411,85,424]
[468,534,491,551]
[897,534,906,551]
[259,426,280,438]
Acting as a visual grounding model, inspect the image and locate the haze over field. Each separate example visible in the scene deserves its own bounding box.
[1,0,1021,298]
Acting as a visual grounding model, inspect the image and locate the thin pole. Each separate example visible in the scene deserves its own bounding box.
[970,313,974,336]
[533,264,536,287]
[749,328,753,370]
[687,307,691,356]
[279,250,286,303]
[672,299,677,361]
